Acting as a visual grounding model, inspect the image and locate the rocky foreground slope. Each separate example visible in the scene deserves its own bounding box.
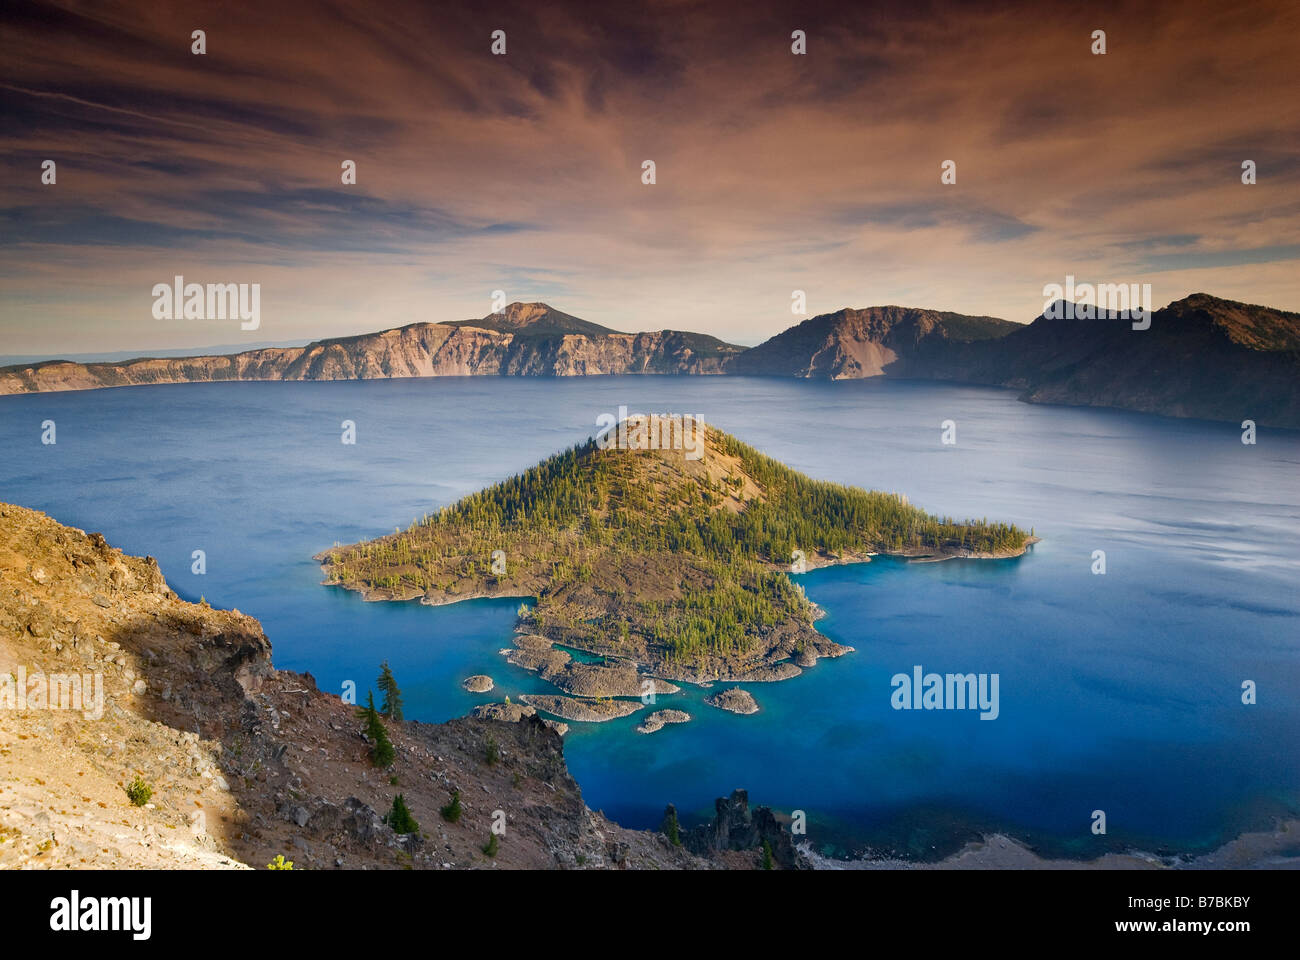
[0,503,735,870]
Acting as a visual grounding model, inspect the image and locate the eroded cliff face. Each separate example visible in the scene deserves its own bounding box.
[726,306,1014,379]
[497,330,738,376]
[0,503,714,870]
[0,305,738,395]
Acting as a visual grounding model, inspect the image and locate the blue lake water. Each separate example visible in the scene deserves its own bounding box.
[2,376,1297,859]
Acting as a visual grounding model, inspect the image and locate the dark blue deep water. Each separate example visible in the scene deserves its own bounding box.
[2,376,1297,859]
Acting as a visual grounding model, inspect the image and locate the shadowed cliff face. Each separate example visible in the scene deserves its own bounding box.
[893,294,1300,428]
[725,294,1300,428]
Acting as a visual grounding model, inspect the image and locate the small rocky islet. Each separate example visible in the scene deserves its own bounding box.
[519,693,643,723]
[637,709,692,734]
[706,687,759,715]
[501,635,681,697]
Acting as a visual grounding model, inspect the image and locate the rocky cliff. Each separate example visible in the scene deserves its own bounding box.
[674,788,804,869]
[0,302,741,395]
[896,294,1300,428]
[727,306,1016,379]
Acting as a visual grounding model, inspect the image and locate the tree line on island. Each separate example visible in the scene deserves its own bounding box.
[323,427,1033,665]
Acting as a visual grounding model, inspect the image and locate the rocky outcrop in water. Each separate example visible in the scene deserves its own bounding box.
[518,693,644,723]
[637,709,691,734]
[674,789,804,869]
[706,687,759,714]
[502,636,681,698]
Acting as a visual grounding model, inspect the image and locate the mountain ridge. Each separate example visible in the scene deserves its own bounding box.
[2,294,1296,427]
[893,293,1300,426]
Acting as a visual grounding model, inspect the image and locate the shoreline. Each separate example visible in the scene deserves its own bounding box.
[317,535,1040,687]
[800,817,1300,870]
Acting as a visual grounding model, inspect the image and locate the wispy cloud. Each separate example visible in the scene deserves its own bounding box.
[1,0,1297,355]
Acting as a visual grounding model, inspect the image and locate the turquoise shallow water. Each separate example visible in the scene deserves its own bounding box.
[1,375,1297,859]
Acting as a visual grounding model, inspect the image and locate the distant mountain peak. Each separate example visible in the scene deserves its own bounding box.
[729,305,1018,379]
[1160,293,1300,352]
[494,301,570,327]
[448,302,622,338]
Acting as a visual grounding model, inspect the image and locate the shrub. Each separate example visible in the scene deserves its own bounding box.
[125,776,152,807]
[266,854,294,870]
[440,789,462,823]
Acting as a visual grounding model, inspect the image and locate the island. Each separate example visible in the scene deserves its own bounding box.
[318,417,1036,685]
[706,687,760,715]
[637,710,692,734]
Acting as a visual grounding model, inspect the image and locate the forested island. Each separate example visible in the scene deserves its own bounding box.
[318,419,1037,683]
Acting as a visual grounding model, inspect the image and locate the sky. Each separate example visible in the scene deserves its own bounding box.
[2,0,1298,356]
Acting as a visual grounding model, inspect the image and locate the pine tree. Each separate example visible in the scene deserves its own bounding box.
[358,691,395,767]
[383,793,419,834]
[661,804,681,846]
[760,839,774,870]
[482,832,499,857]
[377,661,404,721]
[440,789,462,823]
